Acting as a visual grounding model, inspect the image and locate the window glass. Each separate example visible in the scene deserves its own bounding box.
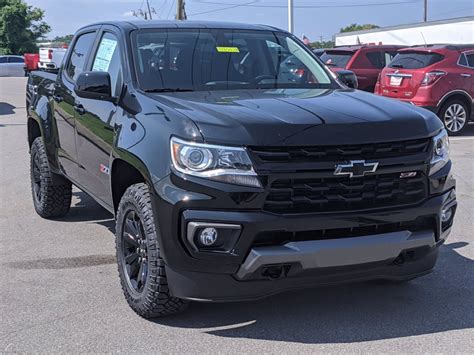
[133,29,333,91]
[66,32,96,81]
[389,51,443,69]
[366,52,383,68]
[459,54,468,66]
[466,53,474,68]
[320,51,354,68]
[0,57,7,63]
[384,51,397,66]
[92,32,122,96]
[9,57,24,63]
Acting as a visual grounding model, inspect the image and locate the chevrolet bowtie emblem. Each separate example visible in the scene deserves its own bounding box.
[334,160,379,178]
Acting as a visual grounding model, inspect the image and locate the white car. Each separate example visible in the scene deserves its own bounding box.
[38,48,67,71]
[0,55,25,77]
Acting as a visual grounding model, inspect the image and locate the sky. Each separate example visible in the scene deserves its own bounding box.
[26,0,474,41]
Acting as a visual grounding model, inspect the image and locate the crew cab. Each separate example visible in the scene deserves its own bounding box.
[320,45,404,92]
[375,44,474,135]
[26,21,456,318]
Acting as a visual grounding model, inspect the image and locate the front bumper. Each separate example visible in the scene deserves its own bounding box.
[151,171,456,301]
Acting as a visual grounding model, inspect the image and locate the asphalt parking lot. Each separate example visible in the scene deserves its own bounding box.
[0,77,473,353]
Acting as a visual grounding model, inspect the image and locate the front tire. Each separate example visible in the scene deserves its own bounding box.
[116,183,188,318]
[439,99,469,135]
[30,137,72,218]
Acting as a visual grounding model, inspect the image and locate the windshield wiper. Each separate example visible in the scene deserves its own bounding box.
[144,88,194,93]
[391,64,404,68]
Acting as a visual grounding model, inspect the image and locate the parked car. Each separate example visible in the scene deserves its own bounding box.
[38,47,67,71]
[375,44,474,135]
[27,21,456,318]
[24,53,40,74]
[320,45,404,92]
[0,55,25,77]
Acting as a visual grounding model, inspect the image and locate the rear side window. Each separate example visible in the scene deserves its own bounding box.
[9,57,24,63]
[389,51,443,69]
[366,52,383,68]
[320,51,354,68]
[66,32,96,81]
[466,53,474,68]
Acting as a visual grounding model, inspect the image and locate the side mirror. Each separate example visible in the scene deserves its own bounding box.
[337,70,358,89]
[74,71,113,101]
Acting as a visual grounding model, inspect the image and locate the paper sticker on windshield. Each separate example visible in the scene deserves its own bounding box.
[216,46,240,53]
[92,38,118,72]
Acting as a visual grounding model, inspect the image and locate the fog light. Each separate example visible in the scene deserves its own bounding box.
[199,227,218,246]
[441,207,453,223]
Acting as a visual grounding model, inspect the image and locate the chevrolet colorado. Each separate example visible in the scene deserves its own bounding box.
[26,21,457,318]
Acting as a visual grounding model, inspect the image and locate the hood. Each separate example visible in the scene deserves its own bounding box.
[148,88,442,146]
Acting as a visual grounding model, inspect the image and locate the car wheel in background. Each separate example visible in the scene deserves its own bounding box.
[29,137,72,218]
[440,99,469,135]
[116,183,189,318]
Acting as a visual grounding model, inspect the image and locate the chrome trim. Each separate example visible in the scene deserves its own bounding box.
[386,73,413,78]
[187,222,241,251]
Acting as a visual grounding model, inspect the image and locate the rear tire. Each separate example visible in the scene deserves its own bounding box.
[439,99,469,135]
[116,183,189,318]
[29,137,72,218]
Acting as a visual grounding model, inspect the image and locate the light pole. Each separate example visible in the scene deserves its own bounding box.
[288,0,294,33]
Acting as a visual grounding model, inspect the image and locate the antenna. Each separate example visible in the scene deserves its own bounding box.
[420,32,427,46]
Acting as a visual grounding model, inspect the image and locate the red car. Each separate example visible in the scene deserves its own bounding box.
[320,45,404,92]
[375,44,474,135]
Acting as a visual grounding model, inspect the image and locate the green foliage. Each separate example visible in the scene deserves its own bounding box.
[52,34,74,45]
[310,40,335,49]
[340,23,380,33]
[0,0,50,54]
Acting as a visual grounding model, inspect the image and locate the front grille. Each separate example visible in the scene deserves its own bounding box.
[264,171,427,214]
[253,218,434,247]
[249,138,430,164]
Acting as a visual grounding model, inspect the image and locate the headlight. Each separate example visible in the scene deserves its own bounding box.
[430,129,450,175]
[170,137,261,188]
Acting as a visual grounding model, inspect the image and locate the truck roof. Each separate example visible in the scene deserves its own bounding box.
[78,20,280,33]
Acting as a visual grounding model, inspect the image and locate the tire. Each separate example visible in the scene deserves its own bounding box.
[30,137,72,218]
[439,99,469,135]
[116,183,188,318]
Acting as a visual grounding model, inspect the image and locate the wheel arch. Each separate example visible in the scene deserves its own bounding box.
[438,90,472,116]
[27,116,42,149]
[110,153,154,213]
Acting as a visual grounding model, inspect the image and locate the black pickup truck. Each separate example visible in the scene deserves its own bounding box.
[26,21,457,318]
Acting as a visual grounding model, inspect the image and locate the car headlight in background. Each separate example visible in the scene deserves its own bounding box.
[170,137,261,188]
[430,129,450,175]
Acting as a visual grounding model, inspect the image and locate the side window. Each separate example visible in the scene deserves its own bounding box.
[384,51,397,66]
[9,57,24,63]
[466,53,474,68]
[92,32,122,97]
[66,32,96,81]
[459,53,468,66]
[366,52,383,69]
[0,57,7,63]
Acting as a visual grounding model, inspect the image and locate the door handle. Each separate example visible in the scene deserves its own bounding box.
[461,73,471,77]
[74,103,85,115]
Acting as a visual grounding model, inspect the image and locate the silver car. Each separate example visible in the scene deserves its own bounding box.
[0,55,25,77]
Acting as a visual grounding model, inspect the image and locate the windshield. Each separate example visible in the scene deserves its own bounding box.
[389,51,443,69]
[320,51,354,68]
[132,29,333,92]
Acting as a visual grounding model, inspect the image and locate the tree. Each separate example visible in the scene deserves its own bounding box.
[310,40,335,49]
[0,0,50,54]
[340,23,379,33]
[52,34,74,45]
